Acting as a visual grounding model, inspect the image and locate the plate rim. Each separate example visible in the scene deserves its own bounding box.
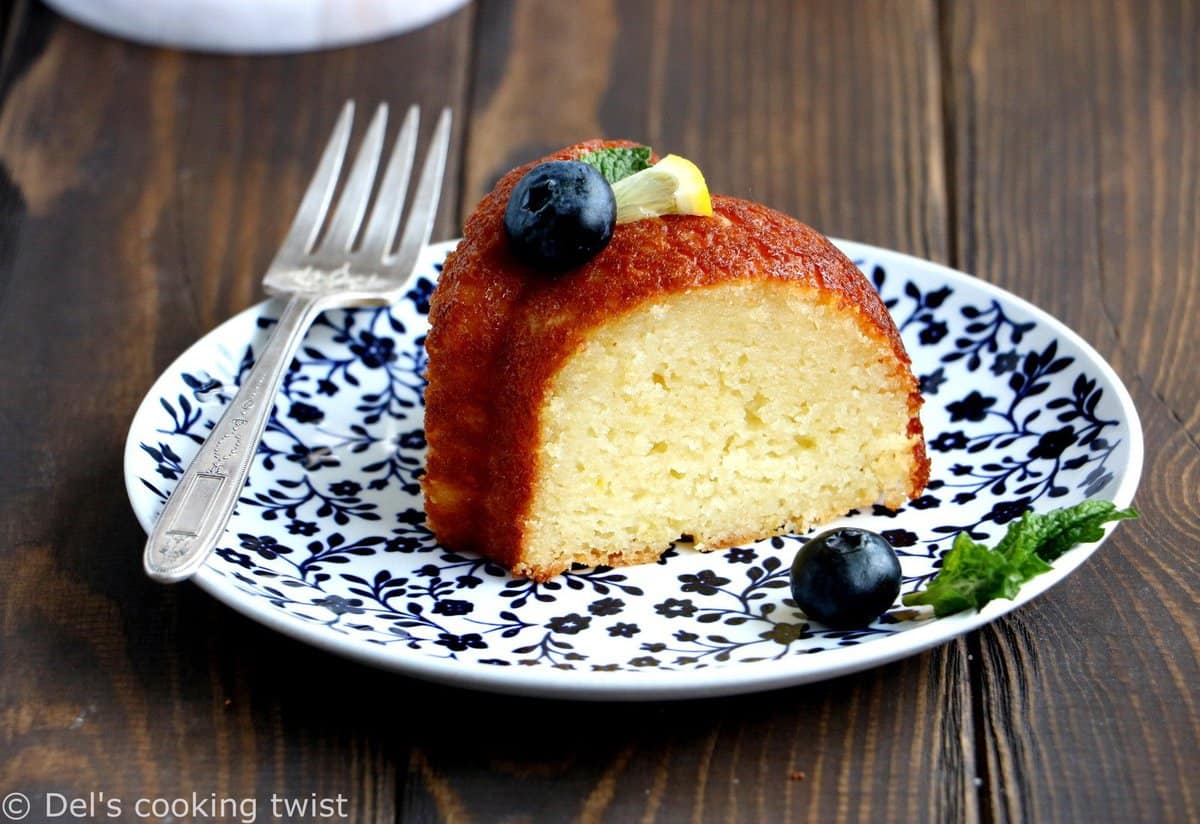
[124,238,1144,700]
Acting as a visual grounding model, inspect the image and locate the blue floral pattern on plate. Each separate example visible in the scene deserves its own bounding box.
[124,241,1141,699]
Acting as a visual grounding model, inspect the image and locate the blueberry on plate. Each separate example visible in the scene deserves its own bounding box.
[503,160,616,272]
[790,528,901,629]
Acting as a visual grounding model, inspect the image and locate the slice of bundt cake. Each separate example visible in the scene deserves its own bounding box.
[422,140,928,581]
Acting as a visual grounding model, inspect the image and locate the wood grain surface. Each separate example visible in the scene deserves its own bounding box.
[0,3,475,821]
[943,1,1199,821]
[0,0,1195,822]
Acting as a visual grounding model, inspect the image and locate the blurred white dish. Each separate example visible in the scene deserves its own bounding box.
[45,0,471,54]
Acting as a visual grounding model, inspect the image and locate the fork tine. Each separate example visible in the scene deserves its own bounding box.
[276,101,355,260]
[389,108,452,275]
[356,105,419,262]
[320,103,388,254]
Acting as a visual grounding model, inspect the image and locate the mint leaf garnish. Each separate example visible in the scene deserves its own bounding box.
[902,500,1138,617]
[578,146,652,184]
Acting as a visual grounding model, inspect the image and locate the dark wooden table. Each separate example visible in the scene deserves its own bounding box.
[1,1,1196,821]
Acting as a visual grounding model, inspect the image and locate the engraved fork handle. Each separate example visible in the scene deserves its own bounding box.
[144,293,332,583]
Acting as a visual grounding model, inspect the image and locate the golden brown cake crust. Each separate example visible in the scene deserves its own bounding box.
[422,140,929,578]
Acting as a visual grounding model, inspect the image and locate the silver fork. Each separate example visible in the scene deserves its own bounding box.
[144,100,452,584]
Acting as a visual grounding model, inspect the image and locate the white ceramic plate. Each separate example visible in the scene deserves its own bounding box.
[125,240,1143,700]
[45,0,471,54]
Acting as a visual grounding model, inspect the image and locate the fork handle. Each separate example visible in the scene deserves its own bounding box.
[143,293,330,583]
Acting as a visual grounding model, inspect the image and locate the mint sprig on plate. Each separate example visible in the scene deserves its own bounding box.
[902,500,1139,617]
[578,146,652,184]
